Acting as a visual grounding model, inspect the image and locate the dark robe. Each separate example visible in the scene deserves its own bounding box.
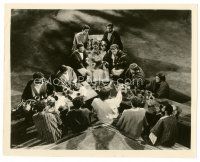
[142,111,161,138]
[70,50,88,70]
[21,80,47,100]
[150,115,178,147]
[102,31,123,50]
[32,111,62,143]
[125,66,145,89]
[146,79,169,98]
[103,50,128,73]
[65,108,91,133]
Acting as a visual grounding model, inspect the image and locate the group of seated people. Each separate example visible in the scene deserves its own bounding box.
[16,23,179,148]
[70,23,127,80]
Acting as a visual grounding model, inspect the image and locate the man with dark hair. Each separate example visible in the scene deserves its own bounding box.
[72,25,90,51]
[91,86,122,124]
[142,99,161,141]
[146,73,169,98]
[103,44,128,78]
[149,103,178,147]
[70,43,90,76]
[22,72,47,101]
[65,96,91,133]
[33,72,44,80]
[98,87,111,100]
[102,23,123,50]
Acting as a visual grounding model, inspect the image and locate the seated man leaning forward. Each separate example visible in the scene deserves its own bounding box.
[70,43,90,77]
[146,73,169,99]
[116,97,146,140]
[149,103,178,147]
[91,86,122,124]
[55,65,77,91]
[125,63,145,89]
[103,44,128,79]
[21,72,47,101]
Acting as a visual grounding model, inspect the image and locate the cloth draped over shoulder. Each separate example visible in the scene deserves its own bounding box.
[56,66,77,88]
[125,65,145,80]
[91,90,122,124]
[92,91,122,124]
[125,65,145,88]
[92,98,116,124]
[116,108,146,139]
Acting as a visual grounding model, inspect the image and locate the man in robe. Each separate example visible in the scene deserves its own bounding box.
[102,23,123,50]
[70,43,90,77]
[32,101,62,143]
[21,72,47,101]
[149,104,178,147]
[116,97,146,139]
[125,63,145,89]
[65,96,91,133]
[103,44,128,79]
[146,73,169,98]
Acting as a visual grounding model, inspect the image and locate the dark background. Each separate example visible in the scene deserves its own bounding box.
[10,9,191,108]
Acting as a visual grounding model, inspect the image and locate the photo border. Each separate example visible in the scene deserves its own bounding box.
[3,3,198,157]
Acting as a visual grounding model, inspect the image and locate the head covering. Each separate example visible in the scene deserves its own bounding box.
[110,44,119,50]
[59,65,68,73]
[33,72,44,79]
[156,73,166,81]
[129,63,138,70]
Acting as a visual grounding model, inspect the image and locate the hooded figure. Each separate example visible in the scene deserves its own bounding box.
[125,63,145,89]
[146,73,169,99]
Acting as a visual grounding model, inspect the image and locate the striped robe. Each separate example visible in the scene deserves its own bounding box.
[32,111,62,143]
